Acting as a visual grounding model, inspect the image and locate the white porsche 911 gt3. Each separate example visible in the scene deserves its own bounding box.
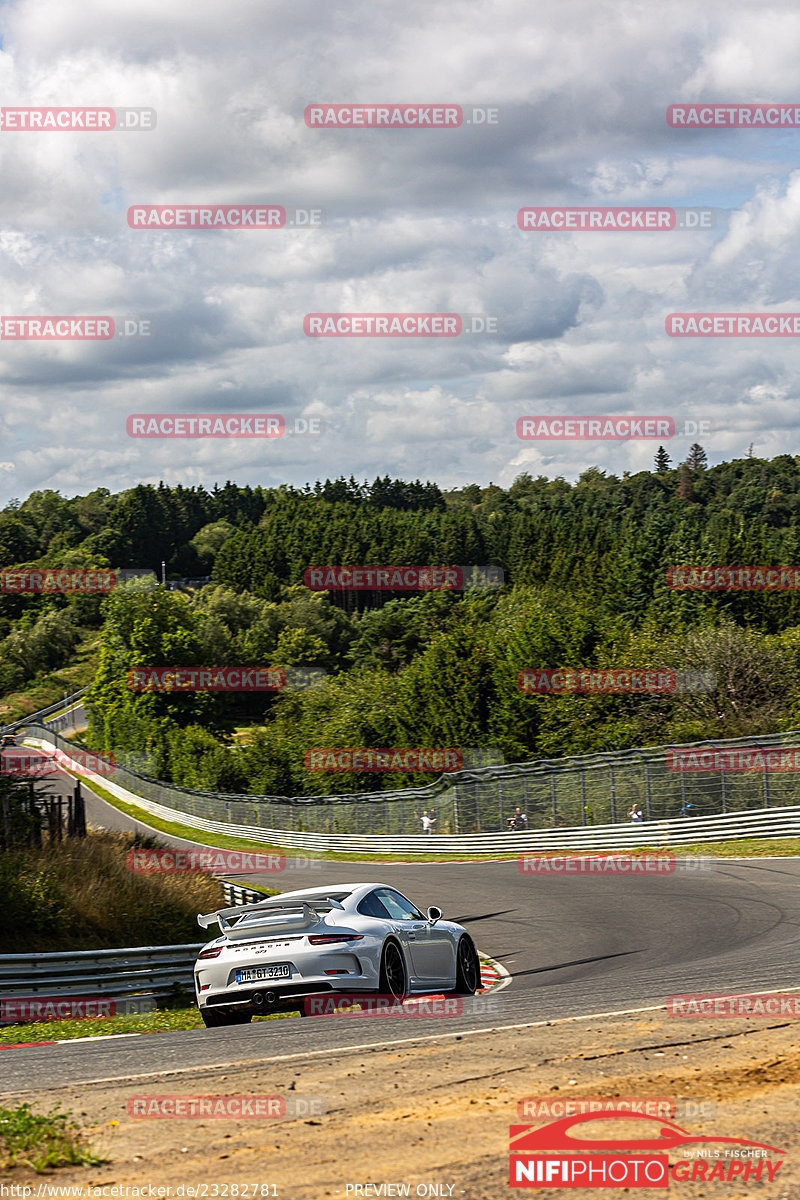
[194,881,481,1027]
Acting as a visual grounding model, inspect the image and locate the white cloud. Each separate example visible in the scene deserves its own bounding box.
[1,0,800,503]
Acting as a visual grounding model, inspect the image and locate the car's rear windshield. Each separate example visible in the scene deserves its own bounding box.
[238,892,352,920]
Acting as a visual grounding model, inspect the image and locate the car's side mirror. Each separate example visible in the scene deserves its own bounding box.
[427,906,443,924]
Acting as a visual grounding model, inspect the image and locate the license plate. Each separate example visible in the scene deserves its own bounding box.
[236,964,291,983]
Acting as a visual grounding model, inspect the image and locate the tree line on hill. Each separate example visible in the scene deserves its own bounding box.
[3,452,800,794]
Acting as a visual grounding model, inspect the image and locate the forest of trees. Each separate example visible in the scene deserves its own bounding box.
[4,452,800,794]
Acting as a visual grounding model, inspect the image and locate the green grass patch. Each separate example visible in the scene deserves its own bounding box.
[655,837,800,857]
[0,1102,103,1171]
[0,1005,297,1045]
[0,630,99,725]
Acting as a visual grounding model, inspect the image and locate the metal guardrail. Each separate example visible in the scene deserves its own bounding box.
[43,703,88,734]
[222,882,270,906]
[0,944,202,1023]
[1,688,88,735]
[0,882,268,1023]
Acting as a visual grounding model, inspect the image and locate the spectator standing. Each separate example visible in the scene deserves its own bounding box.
[415,809,436,835]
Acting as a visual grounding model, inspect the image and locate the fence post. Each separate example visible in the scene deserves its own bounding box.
[581,768,587,825]
[551,771,558,827]
[634,752,652,820]
[598,755,616,822]
[74,783,86,837]
[751,737,771,809]
[680,763,687,815]
[1,796,9,849]
[721,769,728,814]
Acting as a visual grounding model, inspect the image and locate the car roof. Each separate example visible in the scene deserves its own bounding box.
[269,882,390,904]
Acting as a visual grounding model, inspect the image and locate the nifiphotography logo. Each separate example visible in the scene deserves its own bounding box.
[508,1110,785,1187]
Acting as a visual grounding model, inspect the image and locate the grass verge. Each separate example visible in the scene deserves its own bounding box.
[0,1102,104,1171]
[1,960,505,1044]
[0,1005,296,1046]
[0,831,225,953]
[0,631,99,725]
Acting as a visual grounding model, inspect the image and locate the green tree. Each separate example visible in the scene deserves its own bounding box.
[677,463,696,502]
[654,446,671,473]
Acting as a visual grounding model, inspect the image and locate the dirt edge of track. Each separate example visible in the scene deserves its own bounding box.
[5,1009,800,1198]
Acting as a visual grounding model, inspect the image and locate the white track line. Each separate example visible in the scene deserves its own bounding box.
[6,983,800,1093]
[1,1003,673,1092]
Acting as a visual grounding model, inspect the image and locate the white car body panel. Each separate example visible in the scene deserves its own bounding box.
[193,882,473,1016]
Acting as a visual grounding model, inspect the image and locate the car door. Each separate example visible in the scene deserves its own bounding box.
[358,888,422,985]
[375,888,453,987]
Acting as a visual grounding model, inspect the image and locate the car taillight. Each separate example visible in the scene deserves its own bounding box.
[198,946,223,959]
[308,934,364,945]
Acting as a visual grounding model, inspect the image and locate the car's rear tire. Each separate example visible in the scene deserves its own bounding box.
[379,940,409,999]
[200,1006,253,1027]
[453,936,481,994]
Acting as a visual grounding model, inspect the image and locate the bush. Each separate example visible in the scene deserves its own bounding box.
[0,831,224,952]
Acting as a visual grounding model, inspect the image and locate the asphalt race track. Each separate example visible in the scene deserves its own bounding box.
[2,746,799,1095]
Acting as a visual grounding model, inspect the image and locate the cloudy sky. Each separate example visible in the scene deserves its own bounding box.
[1,0,800,505]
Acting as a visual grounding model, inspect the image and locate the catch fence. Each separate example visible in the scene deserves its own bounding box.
[18,724,800,837]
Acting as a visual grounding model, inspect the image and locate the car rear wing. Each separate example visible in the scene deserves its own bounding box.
[198,896,344,939]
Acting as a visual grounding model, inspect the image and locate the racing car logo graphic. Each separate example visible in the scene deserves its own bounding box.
[509,1111,785,1188]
